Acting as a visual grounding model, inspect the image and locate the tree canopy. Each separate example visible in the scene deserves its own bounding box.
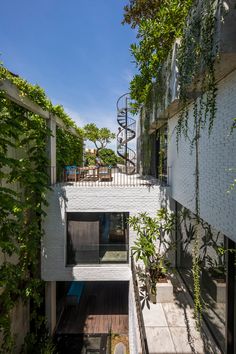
[83,123,116,154]
[122,0,162,28]
[99,148,118,166]
[122,0,193,107]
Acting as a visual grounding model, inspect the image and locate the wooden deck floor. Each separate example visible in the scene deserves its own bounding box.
[57,282,129,335]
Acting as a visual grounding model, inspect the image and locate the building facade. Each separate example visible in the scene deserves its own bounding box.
[135,3,236,351]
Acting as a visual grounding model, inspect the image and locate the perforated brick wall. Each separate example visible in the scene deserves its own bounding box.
[41,185,168,281]
[168,70,236,241]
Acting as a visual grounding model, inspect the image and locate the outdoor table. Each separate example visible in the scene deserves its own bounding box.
[78,166,99,181]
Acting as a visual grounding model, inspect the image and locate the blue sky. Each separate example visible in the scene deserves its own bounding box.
[0,0,137,149]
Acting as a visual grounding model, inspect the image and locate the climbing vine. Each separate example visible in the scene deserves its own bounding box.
[0,65,83,180]
[176,0,220,144]
[124,0,225,326]
[175,0,222,323]
[228,118,236,192]
[56,127,83,180]
[123,0,194,110]
[0,95,50,352]
[0,65,83,352]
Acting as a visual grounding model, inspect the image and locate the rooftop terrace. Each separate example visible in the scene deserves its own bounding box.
[52,166,168,188]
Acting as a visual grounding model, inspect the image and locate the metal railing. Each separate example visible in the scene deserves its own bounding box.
[131,255,149,354]
[48,166,168,188]
[117,93,136,174]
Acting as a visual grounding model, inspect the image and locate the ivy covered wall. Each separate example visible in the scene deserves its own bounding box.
[0,66,83,353]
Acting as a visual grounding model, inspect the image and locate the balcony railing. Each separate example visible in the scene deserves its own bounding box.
[67,243,129,265]
[49,166,168,187]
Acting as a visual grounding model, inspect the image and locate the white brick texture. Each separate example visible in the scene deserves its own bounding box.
[168,69,236,241]
[41,185,168,281]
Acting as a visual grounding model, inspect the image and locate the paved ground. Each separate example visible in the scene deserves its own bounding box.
[140,274,221,354]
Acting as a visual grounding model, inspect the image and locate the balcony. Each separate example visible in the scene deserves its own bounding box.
[49,166,167,187]
[146,0,236,133]
[148,40,180,133]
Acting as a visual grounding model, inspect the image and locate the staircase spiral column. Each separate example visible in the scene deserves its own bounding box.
[117,93,136,174]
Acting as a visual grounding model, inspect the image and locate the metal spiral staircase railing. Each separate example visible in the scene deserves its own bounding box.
[117,93,136,174]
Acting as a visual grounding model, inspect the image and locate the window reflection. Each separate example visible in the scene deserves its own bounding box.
[176,203,226,352]
[67,212,128,265]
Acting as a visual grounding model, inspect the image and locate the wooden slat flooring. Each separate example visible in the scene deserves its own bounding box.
[57,282,128,335]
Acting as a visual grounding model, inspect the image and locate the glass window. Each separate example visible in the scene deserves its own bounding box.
[176,203,226,352]
[67,212,129,265]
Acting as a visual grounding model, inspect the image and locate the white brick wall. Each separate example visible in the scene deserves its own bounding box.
[168,69,236,241]
[41,185,168,281]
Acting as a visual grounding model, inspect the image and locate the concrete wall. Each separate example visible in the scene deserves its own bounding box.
[10,299,30,354]
[168,69,236,241]
[41,185,168,281]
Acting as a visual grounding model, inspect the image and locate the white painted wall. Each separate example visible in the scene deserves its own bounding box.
[129,279,141,354]
[168,69,236,241]
[41,185,168,281]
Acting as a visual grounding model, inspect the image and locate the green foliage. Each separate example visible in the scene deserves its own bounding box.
[21,323,57,354]
[129,208,175,295]
[117,156,125,165]
[84,151,96,166]
[0,65,81,131]
[123,0,162,28]
[123,0,193,107]
[83,123,115,153]
[137,106,153,174]
[176,0,219,145]
[84,148,118,167]
[0,95,50,352]
[227,118,236,192]
[99,148,118,166]
[175,1,221,325]
[192,224,202,327]
[56,127,83,178]
[0,66,82,351]
[125,0,222,323]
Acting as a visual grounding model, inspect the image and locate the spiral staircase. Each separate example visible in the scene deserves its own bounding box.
[117,93,136,174]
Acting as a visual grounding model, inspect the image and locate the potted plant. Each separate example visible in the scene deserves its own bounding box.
[202,246,226,303]
[129,208,176,303]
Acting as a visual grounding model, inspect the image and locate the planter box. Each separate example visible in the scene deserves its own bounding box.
[147,278,173,304]
[202,270,226,303]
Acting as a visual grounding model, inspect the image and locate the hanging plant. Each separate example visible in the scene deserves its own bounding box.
[0,102,49,352]
[124,0,224,326]
[176,0,222,324]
